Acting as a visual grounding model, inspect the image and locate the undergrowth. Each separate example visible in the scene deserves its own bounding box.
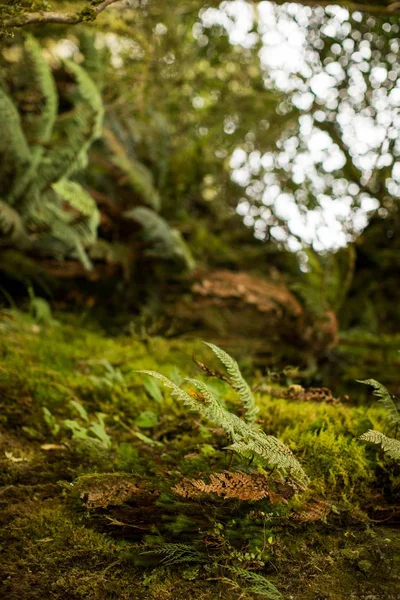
[0,309,399,599]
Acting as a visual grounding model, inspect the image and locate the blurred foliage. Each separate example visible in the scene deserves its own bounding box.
[1,310,399,599]
[0,3,297,300]
[0,1,399,376]
[231,2,400,252]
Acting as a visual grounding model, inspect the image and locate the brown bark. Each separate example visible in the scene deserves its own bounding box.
[3,0,123,29]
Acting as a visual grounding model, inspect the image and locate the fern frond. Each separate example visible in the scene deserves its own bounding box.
[24,35,58,152]
[115,155,161,210]
[126,207,194,270]
[138,369,308,485]
[0,86,32,202]
[227,435,306,484]
[79,31,108,90]
[184,378,239,440]
[292,247,355,314]
[8,37,57,205]
[174,471,273,502]
[64,58,104,144]
[291,499,331,522]
[37,59,103,190]
[0,200,31,250]
[185,379,306,482]
[359,430,400,461]
[226,567,282,600]
[103,127,160,210]
[358,379,400,427]
[31,196,94,270]
[52,180,100,240]
[204,342,259,424]
[136,371,203,415]
[142,543,205,566]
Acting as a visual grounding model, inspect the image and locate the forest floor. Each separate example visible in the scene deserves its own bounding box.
[0,310,399,600]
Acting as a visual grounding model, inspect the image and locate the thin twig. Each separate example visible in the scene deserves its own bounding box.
[192,355,231,384]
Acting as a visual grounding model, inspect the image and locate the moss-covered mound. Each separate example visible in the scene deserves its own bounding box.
[0,310,399,599]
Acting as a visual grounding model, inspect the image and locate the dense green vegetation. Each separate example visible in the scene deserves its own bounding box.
[0,1,399,598]
[1,310,399,599]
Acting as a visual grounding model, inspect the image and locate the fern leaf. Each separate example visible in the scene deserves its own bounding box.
[8,37,57,205]
[29,189,96,270]
[126,207,195,270]
[64,58,104,144]
[184,377,239,441]
[79,31,108,90]
[227,436,306,484]
[204,342,259,424]
[185,377,305,481]
[0,200,31,250]
[138,369,308,485]
[174,471,274,502]
[103,127,160,210]
[24,35,58,152]
[226,567,282,600]
[142,543,205,566]
[37,59,103,190]
[358,379,400,427]
[292,247,355,314]
[52,180,100,240]
[359,430,400,461]
[136,371,203,415]
[0,86,32,203]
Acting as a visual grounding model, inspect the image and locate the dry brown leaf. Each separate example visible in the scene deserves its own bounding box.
[292,499,331,522]
[76,475,145,509]
[173,471,291,503]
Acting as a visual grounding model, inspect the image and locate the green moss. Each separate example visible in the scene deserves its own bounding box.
[1,310,399,599]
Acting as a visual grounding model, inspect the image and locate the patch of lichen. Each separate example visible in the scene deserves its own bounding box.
[1,310,399,599]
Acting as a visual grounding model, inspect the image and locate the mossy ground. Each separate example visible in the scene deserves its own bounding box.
[0,310,399,599]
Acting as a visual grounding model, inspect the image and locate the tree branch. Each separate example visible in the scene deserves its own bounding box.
[3,0,123,29]
[269,0,400,17]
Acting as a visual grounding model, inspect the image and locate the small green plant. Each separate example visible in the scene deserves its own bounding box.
[358,379,400,461]
[138,342,308,486]
[28,286,55,324]
[42,406,60,436]
[64,400,111,448]
[87,359,127,390]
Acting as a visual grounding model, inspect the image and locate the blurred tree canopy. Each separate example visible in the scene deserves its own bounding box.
[0,0,399,344]
[1,0,400,32]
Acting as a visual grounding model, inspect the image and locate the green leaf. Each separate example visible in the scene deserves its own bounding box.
[43,406,60,436]
[143,376,163,403]
[89,413,111,448]
[134,411,158,429]
[70,400,89,422]
[358,379,400,427]
[168,367,182,386]
[63,419,89,440]
[134,431,163,447]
